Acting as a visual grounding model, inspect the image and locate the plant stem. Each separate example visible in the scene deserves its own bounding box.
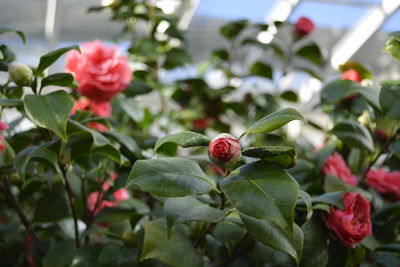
[59,163,80,248]
[1,177,44,257]
[361,134,397,179]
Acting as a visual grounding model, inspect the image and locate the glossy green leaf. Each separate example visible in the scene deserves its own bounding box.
[296,43,324,66]
[43,240,76,267]
[379,81,400,119]
[164,196,227,235]
[331,120,374,152]
[98,244,138,267]
[240,108,304,138]
[0,28,26,43]
[309,191,344,210]
[376,243,400,254]
[384,31,400,61]
[67,120,109,148]
[41,72,75,89]
[23,90,74,141]
[120,97,143,123]
[389,139,400,158]
[70,246,102,267]
[240,212,303,264]
[298,189,313,221]
[213,216,246,253]
[140,220,203,267]
[164,48,191,69]
[126,158,217,197]
[241,38,284,58]
[221,161,299,234]
[220,19,248,40]
[105,132,142,158]
[314,139,337,169]
[324,175,371,200]
[300,218,328,267]
[280,90,298,102]
[154,131,210,153]
[0,99,22,107]
[249,61,273,79]
[124,80,152,97]
[242,146,297,168]
[14,141,60,180]
[37,45,80,74]
[33,183,71,222]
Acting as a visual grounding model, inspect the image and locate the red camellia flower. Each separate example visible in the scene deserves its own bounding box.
[294,16,315,36]
[341,69,362,83]
[208,133,241,166]
[322,152,358,186]
[71,98,112,118]
[324,192,372,248]
[66,40,132,103]
[366,168,400,200]
[192,117,213,130]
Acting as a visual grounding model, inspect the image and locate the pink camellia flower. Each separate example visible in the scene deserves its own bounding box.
[208,133,241,166]
[294,17,315,36]
[66,40,132,103]
[87,122,108,132]
[323,152,358,186]
[366,168,400,200]
[324,192,372,248]
[113,188,130,202]
[0,136,6,153]
[71,98,112,118]
[0,121,9,131]
[341,69,362,83]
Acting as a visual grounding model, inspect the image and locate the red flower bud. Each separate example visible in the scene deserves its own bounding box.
[341,69,362,83]
[208,133,241,167]
[294,17,315,36]
[324,192,372,248]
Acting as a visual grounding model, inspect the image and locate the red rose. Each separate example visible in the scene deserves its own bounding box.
[66,40,132,102]
[294,17,315,36]
[208,133,241,166]
[324,192,372,248]
[341,69,362,83]
[322,152,358,186]
[366,168,400,200]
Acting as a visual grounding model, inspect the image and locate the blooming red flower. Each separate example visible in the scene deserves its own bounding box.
[208,133,241,166]
[323,152,358,186]
[66,40,132,103]
[71,98,112,118]
[87,122,108,132]
[341,69,362,83]
[192,117,213,130]
[294,17,315,36]
[324,192,372,248]
[366,168,400,200]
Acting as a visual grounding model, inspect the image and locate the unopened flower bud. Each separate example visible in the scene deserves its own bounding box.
[122,231,137,247]
[208,133,241,167]
[8,62,33,86]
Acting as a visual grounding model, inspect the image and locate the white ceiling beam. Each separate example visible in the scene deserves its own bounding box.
[177,0,201,30]
[258,0,300,44]
[330,0,400,69]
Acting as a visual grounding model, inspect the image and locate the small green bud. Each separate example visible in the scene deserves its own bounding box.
[8,62,33,86]
[8,172,21,184]
[122,231,137,247]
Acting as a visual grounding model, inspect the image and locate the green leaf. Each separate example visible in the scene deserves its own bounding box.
[94,207,138,223]
[280,90,298,102]
[309,192,344,210]
[211,49,229,61]
[220,19,248,40]
[124,80,152,97]
[240,108,304,138]
[376,243,400,254]
[324,175,371,201]
[0,99,22,107]
[379,81,400,119]
[33,182,71,222]
[221,161,299,234]
[164,48,191,69]
[43,240,76,267]
[0,28,26,43]
[384,32,400,61]
[314,139,337,169]
[67,120,109,148]
[249,61,273,79]
[331,120,374,152]
[389,139,400,158]
[23,90,74,142]
[240,212,303,264]
[321,79,380,110]
[126,158,217,197]
[41,72,75,89]
[295,43,324,66]
[105,132,142,158]
[120,97,143,123]
[242,146,297,168]
[70,246,102,267]
[213,216,246,253]
[164,196,227,235]
[154,131,210,153]
[300,218,328,267]
[298,189,313,221]
[14,141,60,181]
[37,45,80,74]
[140,220,203,267]
[98,244,138,267]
